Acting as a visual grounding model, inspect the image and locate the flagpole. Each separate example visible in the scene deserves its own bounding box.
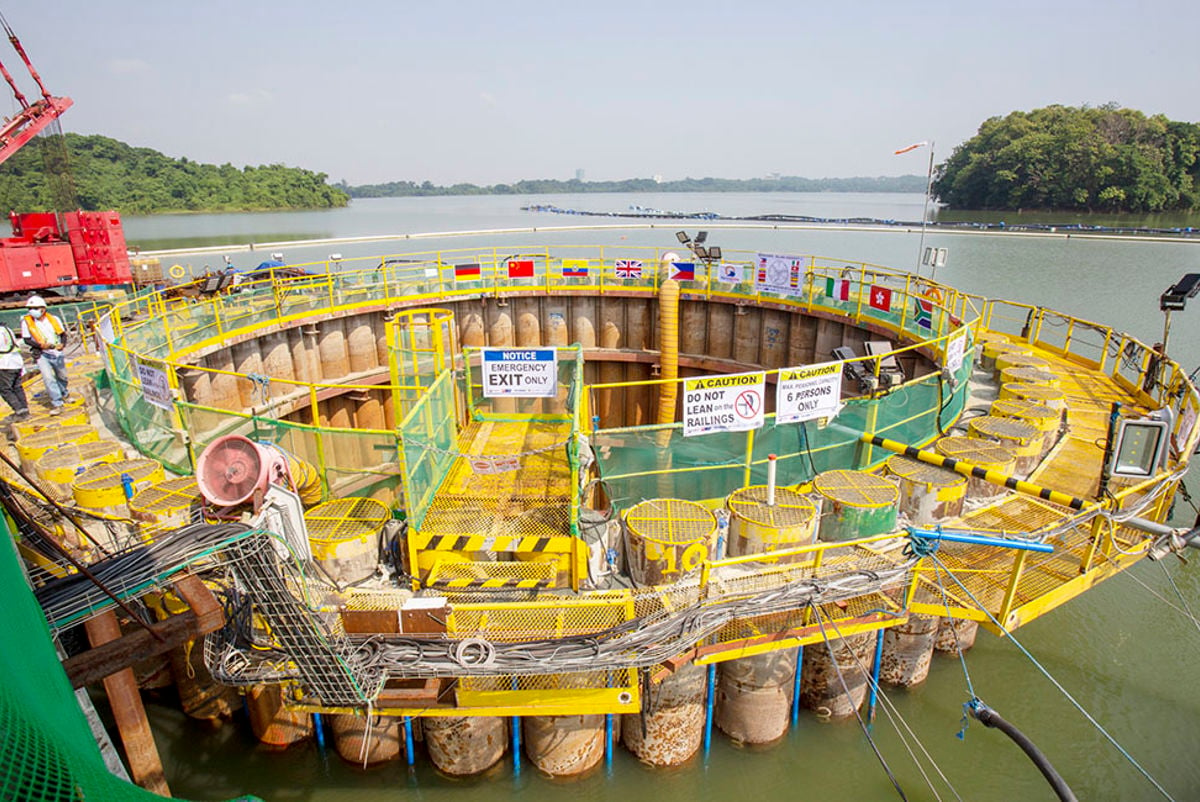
[916,141,935,277]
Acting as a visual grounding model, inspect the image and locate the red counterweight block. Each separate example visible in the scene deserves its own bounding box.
[0,241,78,291]
[64,210,132,284]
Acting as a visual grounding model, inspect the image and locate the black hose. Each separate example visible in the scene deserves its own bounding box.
[970,701,1078,802]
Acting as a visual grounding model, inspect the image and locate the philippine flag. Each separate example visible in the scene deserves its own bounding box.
[670,262,695,281]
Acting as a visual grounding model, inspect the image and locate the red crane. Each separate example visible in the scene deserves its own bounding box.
[0,12,131,298]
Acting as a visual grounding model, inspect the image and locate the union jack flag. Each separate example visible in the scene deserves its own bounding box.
[614,259,643,279]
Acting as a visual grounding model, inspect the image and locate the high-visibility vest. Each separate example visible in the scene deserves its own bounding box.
[22,313,64,349]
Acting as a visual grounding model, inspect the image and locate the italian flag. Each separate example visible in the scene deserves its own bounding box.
[825,277,851,300]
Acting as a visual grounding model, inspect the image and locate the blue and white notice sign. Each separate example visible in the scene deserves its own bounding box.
[481,348,558,397]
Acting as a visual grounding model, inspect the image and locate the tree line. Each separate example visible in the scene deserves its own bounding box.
[342,174,927,198]
[933,105,1200,212]
[0,133,350,214]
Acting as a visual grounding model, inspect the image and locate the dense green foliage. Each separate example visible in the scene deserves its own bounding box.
[0,133,349,214]
[933,105,1200,212]
[344,174,926,198]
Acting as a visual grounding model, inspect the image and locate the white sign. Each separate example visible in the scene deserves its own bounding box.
[136,357,173,411]
[717,263,744,284]
[469,455,522,474]
[481,348,558,397]
[683,372,765,437]
[945,330,968,375]
[755,253,805,296]
[776,361,843,424]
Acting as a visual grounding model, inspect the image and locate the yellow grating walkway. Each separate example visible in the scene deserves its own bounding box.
[419,419,575,542]
[914,339,1156,631]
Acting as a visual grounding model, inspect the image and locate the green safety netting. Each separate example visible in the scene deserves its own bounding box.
[592,353,971,512]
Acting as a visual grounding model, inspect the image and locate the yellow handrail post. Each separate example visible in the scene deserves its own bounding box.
[742,428,756,487]
[997,549,1028,627]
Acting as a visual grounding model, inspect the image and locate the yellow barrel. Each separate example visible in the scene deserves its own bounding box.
[993,353,1050,378]
[726,485,817,561]
[1000,382,1067,411]
[13,402,89,438]
[72,458,165,510]
[16,425,98,468]
[979,340,1029,372]
[885,455,967,525]
[129,477,200,533]
[812,470,898,542]
[990,398,1061,452]
[968,415,1043,473]
[935,436,1016,499]
[34,440,125,502]
[999,365,1060,388]
[305,497,391,585]
[624,499,716,587]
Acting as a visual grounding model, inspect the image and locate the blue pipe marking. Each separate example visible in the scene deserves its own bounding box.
[511,716,521,777]
[703,663,716,757]
[867,631,885,728]
[403,716,415,766]
[791,645,803,725]
[907,526,1055,554]
[312,712,325,751]
[605,713,613,771]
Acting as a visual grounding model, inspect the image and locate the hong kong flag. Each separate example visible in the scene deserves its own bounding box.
[868,285,893,312]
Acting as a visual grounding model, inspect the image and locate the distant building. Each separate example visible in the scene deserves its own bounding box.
[575,169,585,182]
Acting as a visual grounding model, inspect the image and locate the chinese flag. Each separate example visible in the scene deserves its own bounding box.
[507,259,534,278]
[868,285,892,311]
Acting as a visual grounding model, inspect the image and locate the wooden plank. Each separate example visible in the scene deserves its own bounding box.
[85,611,171,797]
[64,610,199,689]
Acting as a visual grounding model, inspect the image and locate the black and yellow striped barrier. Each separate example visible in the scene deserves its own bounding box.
[861,433,1087,511]
[428,576,555,590]
[414,533,575,553]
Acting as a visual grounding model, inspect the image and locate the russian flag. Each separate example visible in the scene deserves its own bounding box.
[670,262,695,281]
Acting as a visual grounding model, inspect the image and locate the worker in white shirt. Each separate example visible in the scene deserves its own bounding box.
[19,296,69,415]
[0,322,29,421]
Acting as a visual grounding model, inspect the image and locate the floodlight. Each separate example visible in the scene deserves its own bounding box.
[1109,416,1171,478]
[693,246,709,260]
[676,231,691,244]
[708,246,722,261]
[1160,273,1200,312]
[694,231,708,244]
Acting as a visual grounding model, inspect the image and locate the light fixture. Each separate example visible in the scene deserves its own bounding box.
[329,253,343,261]
[693,245,709,260]
[694,231,708,244]
[708,246,722,261]
[676,231,691,244]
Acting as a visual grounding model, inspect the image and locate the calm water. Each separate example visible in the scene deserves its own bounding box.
[123,194,1200,802]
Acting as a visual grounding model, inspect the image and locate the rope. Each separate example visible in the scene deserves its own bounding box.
[930,553,1176,801]
[810,602,909,802]
[1156,561,1200,640]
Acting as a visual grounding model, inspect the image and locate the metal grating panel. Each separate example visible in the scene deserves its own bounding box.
[813,469,898,507]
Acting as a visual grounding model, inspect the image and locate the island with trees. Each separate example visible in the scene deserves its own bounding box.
[0,133,349,214]
[933,105,1200,213]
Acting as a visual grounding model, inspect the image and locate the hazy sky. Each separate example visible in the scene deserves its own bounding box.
[6,1,1197,186]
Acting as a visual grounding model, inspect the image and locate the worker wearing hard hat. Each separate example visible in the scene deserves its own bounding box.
[20,296,69,415]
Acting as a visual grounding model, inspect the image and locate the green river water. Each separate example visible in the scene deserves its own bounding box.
[111,193,1200,801]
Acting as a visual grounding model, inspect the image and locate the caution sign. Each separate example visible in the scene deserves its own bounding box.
[481,348,558,397]
[776,361,842,424]
[945,330,968,375]
[683,372,765,437]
